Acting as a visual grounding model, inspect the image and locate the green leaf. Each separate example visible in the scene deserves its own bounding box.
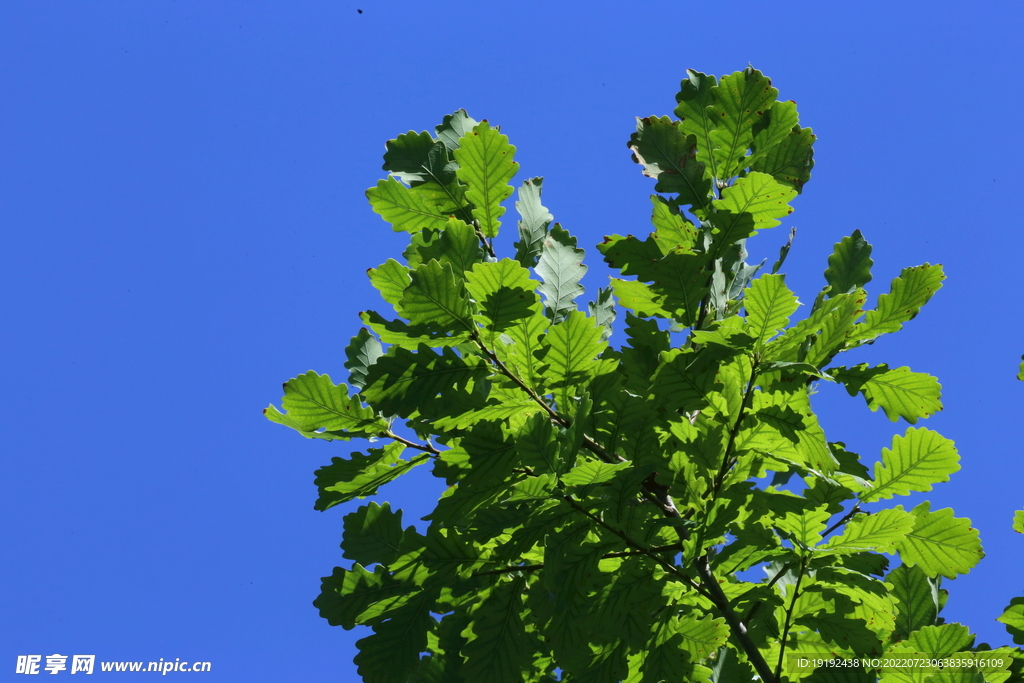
[588,286,617,342]
[345,328,384,390]
[674,69,720,183]
[543,310,609,407]
[361,344,487,419]
[367,176,452,234]
[748,99,800,169]
[505,473,557,502]
[896,502,984,579]
[749,125,815,192]
[851,264,944,341]
[399,260,474,331]
[354,590,436,683]
[410,217,482,274]
[1018,356,1024,381]
[744,273,799,344]
[708,67,778,179]
[536,224,587,324]
[264,371,387,439]
[460,577,532,683]
[801,289,868,368]
[651,346,731,414]
[465,259,538,338]
[628,115,711,211]
[453,121,518,238]
[513,177,553,268]
[368,258,412,308]
[820,508,915,554]
[315,564,404,629]
[561,460,632,487]
[713,171,796,234]
[859,428,960,503]
[383,131,459,192]
[830,364,943,424]
[435,109,479,152]
[775,504,831,547]
[609,278,672,318]
[650,195,698,252]
[342,502,410,567]
[314,444,429,511]
[888,563,939,639]
[998,597,1024,645]
[824,230,873,297]
[1014,510,1024,533]
[904,623,973,658]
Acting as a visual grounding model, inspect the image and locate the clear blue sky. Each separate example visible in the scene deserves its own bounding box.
[3,1,1023,680]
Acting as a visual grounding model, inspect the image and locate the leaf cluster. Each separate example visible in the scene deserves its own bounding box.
[267,69,1024,682]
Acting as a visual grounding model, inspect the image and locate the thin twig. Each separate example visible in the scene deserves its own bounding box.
[384,431,440,457]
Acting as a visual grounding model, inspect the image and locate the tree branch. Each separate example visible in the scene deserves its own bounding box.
[384,430,440,457]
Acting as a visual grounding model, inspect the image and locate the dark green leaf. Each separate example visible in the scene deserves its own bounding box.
[342,502,411,567]
[314,444,429,511]
[629,115,712,211]
[825,230,873,297]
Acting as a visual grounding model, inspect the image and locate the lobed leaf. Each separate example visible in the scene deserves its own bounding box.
[713,171,796,233]
[536,224,587,324]
[852,264,944,341]
[820,508,915,554]
[561,460,632,487]
[342,502,410,567]
[465,258,538,339]
[367,176,452,234]
[708,67,778,179]
[674,69,720,181]
[399,260,474,331]
[460,577,533,683]
[744,273,800,345]
[887,563,939,640]
[1014,510,1024,533]
[830,364,942,424]
[361,345,487,419]
[264,371,386,439]
[453,121,518,238]
[354,590,436,683]
[314,444,429,511]
[824,230,873,297]
[998,597,1024,645]
[628,115,711,211]
[859,428,960,503]
[896,502,984,579]
[345,328,384,390]
[513,177,553,268]
[749,125,815,192]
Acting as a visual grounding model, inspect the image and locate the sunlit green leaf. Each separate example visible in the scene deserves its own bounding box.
[744,273,799,344]
[859,428,960,503]
[399,260,474,331]
[713,171,796,234]
[537,224,587,324]
[345,328,384,390]
[830,364,942,424]
[368,176,452,234]
[887,563,939,640]
[708,67,778,179]
[361,344,487,418]
[896,502,984,579]
[852,264,944,341]
[824,230,873,297]
[265,371,386,439]
[454,121,518,238]
[820,508,915,554]
[998,597,1024,645]
[628,115,712,211]
[749,125,815,192]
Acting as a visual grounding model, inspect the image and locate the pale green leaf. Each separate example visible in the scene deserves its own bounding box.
[825,230,873,297]
[896,502,984,579]
[435,109,479,151]
[561,460,632,487]
[505,474,557,502]
[709,67,778,179]
[802,289,868,368]
[265,371,386,439]
[360,310,469,349]
[776,505,831,547]
[367,176,451,234]
[453,121,518,238]
[1014,510,1024,533]
[860,428,960,503]
[821,508,915,554]
[650,195,698,252]
[830,364,942,424]
[345,328,383,390]
[588,286,617,342]
[852,264,944,341]
[536,224,587,324]
[744,273,799,344]
[513,177,553,268]
[904,623,973,658]
[314,444,429,511]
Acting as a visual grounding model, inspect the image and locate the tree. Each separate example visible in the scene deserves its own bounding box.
[266,67,1024,682]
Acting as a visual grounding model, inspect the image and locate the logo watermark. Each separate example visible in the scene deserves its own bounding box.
[15,655,211,675]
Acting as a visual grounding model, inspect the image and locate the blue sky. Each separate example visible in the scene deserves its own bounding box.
[3,1,1023,680]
